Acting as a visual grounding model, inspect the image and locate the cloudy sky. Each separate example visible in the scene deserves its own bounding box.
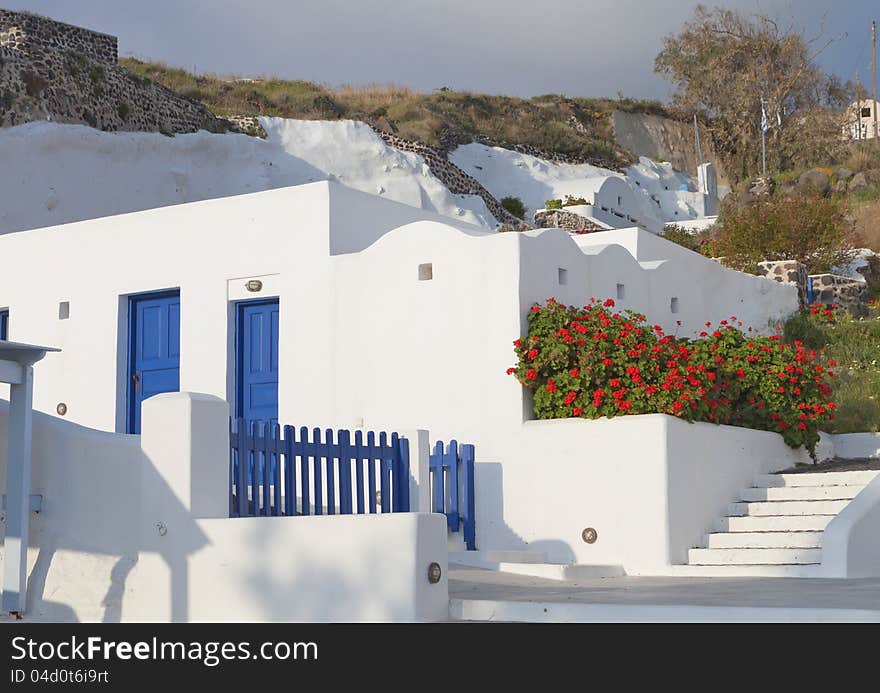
[7,1,878,99]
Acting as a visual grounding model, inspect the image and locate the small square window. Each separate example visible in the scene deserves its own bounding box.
[616,283,625,300]
[670,297,679,314]
[418,263,433,281]
[862,107,872,118]
[58,301,70,320]
[558,268,568,285]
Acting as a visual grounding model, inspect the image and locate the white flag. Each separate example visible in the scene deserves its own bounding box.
[761,96,769,133]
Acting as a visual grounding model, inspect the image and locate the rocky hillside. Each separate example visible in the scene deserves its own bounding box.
[0,9,230,134]
[120,58,670,171]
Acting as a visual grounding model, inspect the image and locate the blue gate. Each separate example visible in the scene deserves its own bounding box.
[229,419,410,518]
[430,440,476,550]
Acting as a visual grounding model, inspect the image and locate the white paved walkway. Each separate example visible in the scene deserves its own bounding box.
[449,567,880,622]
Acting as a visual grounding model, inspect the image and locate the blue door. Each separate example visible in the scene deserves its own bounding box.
[128,291,180,434]
[236,299,279,428]
[0,309,8,340]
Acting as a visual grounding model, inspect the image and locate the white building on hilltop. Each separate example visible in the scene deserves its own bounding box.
[845,99,880,140]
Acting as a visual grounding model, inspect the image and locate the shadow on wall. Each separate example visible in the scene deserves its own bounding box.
[0,400,210,622]
[474,461,576,563]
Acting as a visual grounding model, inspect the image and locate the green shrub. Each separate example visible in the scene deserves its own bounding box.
[716,193,854,274]
[500,196,526,220]
[544,199,563,210]
[662,225,701,252]
[562,195,588,207]
[784,302,880,434]
[508,298,836,455]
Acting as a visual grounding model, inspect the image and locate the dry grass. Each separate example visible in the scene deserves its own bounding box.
[845,141,880,173]
[117,57,656,165]
[854,199,880,252]
[330,83,416,115]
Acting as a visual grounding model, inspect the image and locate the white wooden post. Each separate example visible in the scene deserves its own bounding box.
[1,340,56,615]
[1,364,31,613]
[402,429,431,512]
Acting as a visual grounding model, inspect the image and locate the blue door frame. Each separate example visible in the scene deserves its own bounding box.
[0,309,8,341]
[127,290,180,434]
[235,298,279,429]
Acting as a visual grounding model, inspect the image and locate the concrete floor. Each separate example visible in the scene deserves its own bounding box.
[449,567,880,622]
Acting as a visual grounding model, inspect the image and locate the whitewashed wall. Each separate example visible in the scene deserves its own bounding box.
[468,414,810,573]
[0,181,796,436]
[0,393,449,622]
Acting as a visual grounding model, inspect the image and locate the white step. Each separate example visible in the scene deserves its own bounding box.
[496,562,625,581]
[740,485,863,502]
[689,547,821,566]
[449,550,547,569]
[704,531,823,549]
[667,564,825,578]
[728,499,850,516]
[756,470,879,488]
[716,514,834,532]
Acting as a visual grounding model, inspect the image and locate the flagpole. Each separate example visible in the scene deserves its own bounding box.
[760,95,767,177]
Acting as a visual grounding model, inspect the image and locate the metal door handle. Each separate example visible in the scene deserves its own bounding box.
[132,371,141,393]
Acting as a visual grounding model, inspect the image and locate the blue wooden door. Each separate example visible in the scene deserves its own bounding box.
[128,291,180,434]
[236,299,279,428]
[0,309,8,340]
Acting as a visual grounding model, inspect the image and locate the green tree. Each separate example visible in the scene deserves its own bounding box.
[655,5,847,181]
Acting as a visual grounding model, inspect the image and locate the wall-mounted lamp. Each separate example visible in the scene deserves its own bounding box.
[582,527,598,544]
[245,280,263,293]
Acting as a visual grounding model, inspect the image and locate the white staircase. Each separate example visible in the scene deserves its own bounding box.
[681,469,878,577]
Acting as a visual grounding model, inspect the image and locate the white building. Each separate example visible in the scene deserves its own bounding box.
[845,99,880,140]
[0,180,795,439]
[15,181,866,599]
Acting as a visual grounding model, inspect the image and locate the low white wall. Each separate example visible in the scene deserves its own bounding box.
[0,400,143,622]
[129,513,448,623]
[830,433,880,460]
[477,414,806,574]
[823,473,880,577]
[1,392,448,622]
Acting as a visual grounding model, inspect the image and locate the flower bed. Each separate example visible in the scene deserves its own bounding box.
[507,298,836,454]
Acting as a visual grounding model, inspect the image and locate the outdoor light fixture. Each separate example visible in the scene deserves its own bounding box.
[245,279,263,292]
[427,562,442,584]
[582,527,598,544]
[55,402,67,416]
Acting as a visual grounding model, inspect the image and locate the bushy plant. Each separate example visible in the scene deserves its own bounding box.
[784,301,880,434]
[507,298,837,454]
[500,196,526,220]
[562,195,589,207]
[544,199,563,210]
[716,193,854,274]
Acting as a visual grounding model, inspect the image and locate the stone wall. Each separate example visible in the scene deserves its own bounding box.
[0,9,117,63]
[757,260,809,307]
[533,209,607,234]
[810,274,869,315]
[0,11,231,134]
[755,260,870,314]
[374,129,530,230]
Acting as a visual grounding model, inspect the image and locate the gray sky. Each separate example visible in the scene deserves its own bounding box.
[6,1,878,99]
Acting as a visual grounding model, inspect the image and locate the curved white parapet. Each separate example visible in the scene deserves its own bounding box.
[822,473,880,577]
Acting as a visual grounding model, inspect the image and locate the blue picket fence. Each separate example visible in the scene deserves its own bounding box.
[229,419,410,518]
[430,440,476,550]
